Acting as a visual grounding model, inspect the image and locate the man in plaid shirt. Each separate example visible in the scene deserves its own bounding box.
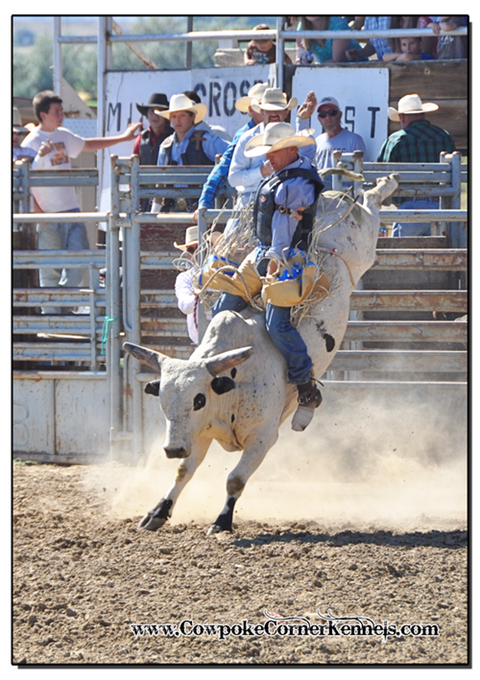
[376,93,456,235]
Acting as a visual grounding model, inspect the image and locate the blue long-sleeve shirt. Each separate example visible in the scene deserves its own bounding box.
[197,117,255,210]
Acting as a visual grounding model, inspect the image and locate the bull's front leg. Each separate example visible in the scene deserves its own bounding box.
[139,436,211,531]
[207,430,278,535]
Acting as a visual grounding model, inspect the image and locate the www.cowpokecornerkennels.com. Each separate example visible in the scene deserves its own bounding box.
[130,610,440,644]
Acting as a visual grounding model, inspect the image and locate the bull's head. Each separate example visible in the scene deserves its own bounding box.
[123,342,253,458]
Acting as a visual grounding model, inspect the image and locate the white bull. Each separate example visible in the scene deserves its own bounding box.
[124,174,399,534]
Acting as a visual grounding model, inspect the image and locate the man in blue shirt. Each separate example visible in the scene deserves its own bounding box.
[192,82,268,223]
[152,93,229,213]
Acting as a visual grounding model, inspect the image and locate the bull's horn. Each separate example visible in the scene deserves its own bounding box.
[205,346,253,377]
[123,342,168,370]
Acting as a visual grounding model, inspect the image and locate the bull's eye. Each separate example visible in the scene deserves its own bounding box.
[193,393,206,411]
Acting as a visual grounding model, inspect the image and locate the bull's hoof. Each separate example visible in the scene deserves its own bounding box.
[207,523,232,536]
[138,514,166,531]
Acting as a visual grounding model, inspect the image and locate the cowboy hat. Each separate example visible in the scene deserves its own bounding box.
[251,88,298,114]
[174,226,223,251]
[388,94,439,122]
[235,82,269,113]
[136,93,169,116]
[244,122,314,157]
[156,93,207,124]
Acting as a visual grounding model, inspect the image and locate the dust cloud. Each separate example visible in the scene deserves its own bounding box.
[105,385,467,533]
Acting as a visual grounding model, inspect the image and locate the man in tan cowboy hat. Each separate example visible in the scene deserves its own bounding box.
[192,82,268,223]
[228,88,315,207]
[377,93,455,235]
[213,122,324,431]
[156,93,228,167]
[151,93,229,213]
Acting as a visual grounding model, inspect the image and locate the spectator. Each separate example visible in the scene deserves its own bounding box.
[428,17,467,59]
[133,93,173,211]
[134,93,172,163]
[296,16,366,64]
[387,16,436,58]
[297,93,366,189]
[383,37,436,62]
[192,82,268,223]
[377,93,456,235]
[20,90,142,313]
[13,107,36,162]
[183,90,231,142]
[244,23,292,65]
[152,93,229,213]
[346,16,392,62]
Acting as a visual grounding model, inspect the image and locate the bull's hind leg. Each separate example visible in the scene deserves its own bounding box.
[139,436,211,531]
[207,431,278,535]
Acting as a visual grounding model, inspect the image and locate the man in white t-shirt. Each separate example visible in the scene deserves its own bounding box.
[297,93,366,189]
[21,89,141,312]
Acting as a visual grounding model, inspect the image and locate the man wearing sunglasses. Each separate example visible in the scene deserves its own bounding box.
[297,94,366,189]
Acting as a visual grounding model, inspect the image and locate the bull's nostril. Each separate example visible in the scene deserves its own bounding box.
[164,447,187,459]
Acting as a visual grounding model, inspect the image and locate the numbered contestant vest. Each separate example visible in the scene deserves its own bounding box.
[253,166,324,251]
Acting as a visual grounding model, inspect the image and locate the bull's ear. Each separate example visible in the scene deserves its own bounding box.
[204,346,253,377]
[123,342,168,371]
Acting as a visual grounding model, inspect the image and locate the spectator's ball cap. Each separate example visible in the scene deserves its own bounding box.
[251,88,298,113]
[388,94,438,122]
[156,93,207,124]
[317,96,340,112]
[235,82,269,113]
[136,93,169,116]
[244,122,315,157]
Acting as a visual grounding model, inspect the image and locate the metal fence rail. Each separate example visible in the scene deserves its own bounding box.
[13,155,468,461]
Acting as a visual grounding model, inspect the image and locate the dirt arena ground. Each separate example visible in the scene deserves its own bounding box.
[13,413,468,667]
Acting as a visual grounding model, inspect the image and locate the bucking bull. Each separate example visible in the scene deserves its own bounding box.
[124,173,399,534]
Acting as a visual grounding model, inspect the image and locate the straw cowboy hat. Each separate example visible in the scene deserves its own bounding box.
[136,93,169,116]
[251,88,298,114]
[387,94,439,122]
[244,122,314,157]
[156,93,207,124]
[235,82,269,113]
[174,226,223,251]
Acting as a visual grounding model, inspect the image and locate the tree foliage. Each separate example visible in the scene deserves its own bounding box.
[13,16,276,101]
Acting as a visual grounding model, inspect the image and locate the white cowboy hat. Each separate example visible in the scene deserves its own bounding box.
[174,226,222,251]
[156,93,207,124]
[235,82,269,113]
[388,94,439,122]
[244,122,314,157]
[251,88,298,114]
